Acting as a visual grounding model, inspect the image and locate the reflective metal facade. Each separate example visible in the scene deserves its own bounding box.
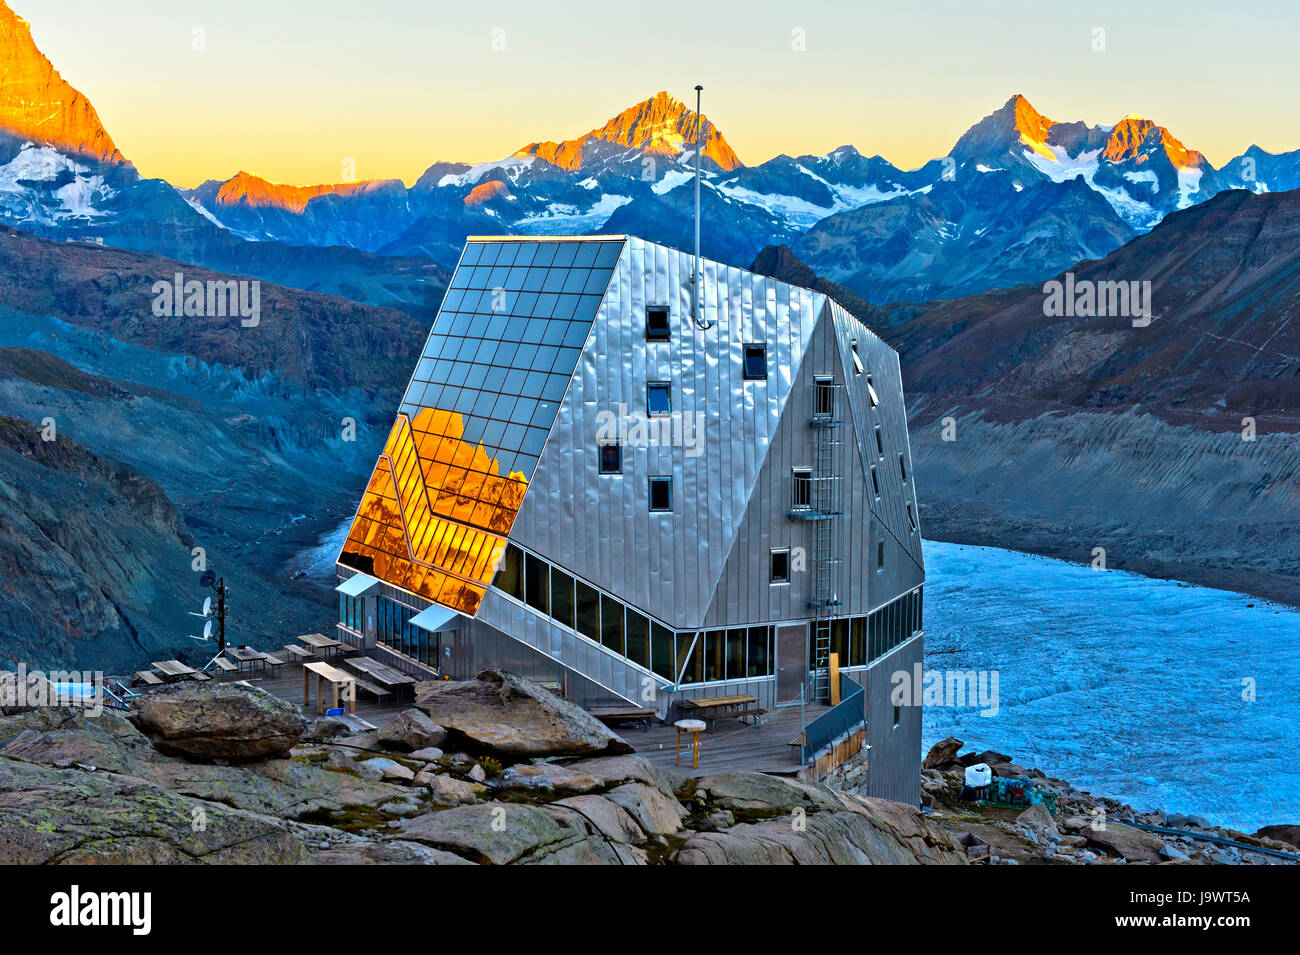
[338,238,622,614]
[338,235,925,720]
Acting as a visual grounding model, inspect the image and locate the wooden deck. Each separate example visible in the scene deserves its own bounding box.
[627,703,827,777]
[141,659,416,727]
[132,659,824,778]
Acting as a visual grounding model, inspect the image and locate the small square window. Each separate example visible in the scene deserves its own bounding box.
[743,344,768,380]
[649,476,673,512]
[874,425,884,457]
[899,452,908,483]
[850,340,864,375]
[867,380,880,408]
[906,502,917,533]
[646,306,671,341]
[770,548,790,584]
[599,443,622,474]
[893,704,901,728]
[870,465,881,498]
[876,541,886,574]
[791,468,812,510]
[647,382,671,416]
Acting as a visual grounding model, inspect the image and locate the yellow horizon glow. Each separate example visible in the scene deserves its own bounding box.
[20,0,1299,189]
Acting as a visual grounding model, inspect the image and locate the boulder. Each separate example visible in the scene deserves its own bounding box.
[922,737,964,769]
[132,683,305,762]
[376,709,446,752]
[413,669,632,759]
[396,802,623,864]
[496,761,602,794]
[304,716,350,741]
[1084,823,1167,863]
[604,781,687,835]
[1016,802,1058,837]
[425,773,485,807]
[550,795,646,844]
[357,757,413,783]
[1255,824,1300,849]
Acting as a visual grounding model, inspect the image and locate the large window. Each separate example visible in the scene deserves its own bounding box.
[575,581,600,641]
[550,567,575,628]
[601,594,624,654]
[495,543,524,601]
[524,553,549,614]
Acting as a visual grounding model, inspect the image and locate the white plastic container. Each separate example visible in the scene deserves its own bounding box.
[965,763,992,788]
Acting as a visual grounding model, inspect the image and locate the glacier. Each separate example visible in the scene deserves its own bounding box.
[922,539,1299,832]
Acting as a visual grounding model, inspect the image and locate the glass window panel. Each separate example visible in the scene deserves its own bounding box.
[550,243,577,268]
[626,610,649,669]
[542,269,567,294]
[679,633,703,685]
[571,242,598,267]
[563,322,590,348]
[726,629,746,681]
[601,594,624,655]
[575,581,600,641]
[831,619,849,667]
[704,630,725,683]
[747,627,770,677]
[542,374,569,402]
[562,270,588,294]
[531,243,558,269]
[851,617,866,666]
[652,623,674,680]
[550,568,575,629]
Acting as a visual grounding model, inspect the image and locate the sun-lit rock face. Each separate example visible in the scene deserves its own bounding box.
[1006,93,1056,159]
[1103,116,1204,170]
[0,1,123,164]
[514,90,742,172]
[463,179,508,206]
[212,170,398,212]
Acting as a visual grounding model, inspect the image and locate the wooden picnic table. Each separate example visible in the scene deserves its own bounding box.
[303,661,356,715]
[682,693,764,727]
[346,656,417,688]
[151,660,195,679]
[297,632,345,659]
[223,647,270,673]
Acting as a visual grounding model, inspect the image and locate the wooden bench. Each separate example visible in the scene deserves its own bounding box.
[589,706,656,731]
[283,644,312,662]
[350,677,391,701]
[261,654,285,674]
[135,670,163,686]
[212,656,237,673]
[188,671,212,682]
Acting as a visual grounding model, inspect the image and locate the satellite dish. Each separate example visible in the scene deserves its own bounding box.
[203,619,213,640]
[199,570,216,588]
[202,596,212,617]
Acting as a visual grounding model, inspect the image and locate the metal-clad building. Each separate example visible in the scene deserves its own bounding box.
[335,234,924,805]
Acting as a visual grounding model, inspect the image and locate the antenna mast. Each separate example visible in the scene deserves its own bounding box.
[693,84,712,330]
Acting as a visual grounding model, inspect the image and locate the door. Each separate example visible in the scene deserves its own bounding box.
[776,624,808,704]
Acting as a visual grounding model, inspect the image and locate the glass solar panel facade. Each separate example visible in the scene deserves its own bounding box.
[338,237,624,615]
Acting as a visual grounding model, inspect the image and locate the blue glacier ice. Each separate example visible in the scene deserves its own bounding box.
[922,540,1299,833]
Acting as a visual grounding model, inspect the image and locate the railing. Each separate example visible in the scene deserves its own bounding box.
[801,672,865,764]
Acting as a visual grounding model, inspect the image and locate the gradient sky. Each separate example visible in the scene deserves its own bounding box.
[22,0,1300,188]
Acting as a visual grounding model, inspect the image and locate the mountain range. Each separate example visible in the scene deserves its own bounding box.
[5,0,1300,309]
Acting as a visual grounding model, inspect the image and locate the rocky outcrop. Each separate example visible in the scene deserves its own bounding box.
[920,739,1298,866]
[376,709,446,752]
[132,683,306,762]
[413,669,633,759]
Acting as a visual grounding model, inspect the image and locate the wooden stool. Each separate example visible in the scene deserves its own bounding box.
[675,719,707,769]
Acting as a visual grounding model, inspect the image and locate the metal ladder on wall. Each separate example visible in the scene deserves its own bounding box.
[808,378,844,702]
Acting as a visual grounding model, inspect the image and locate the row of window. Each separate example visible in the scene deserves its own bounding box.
[491,542,921,686]
[378,597,442,669]
[811,588,923,669]
[494,543,774,682]
[645,305,769,379]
